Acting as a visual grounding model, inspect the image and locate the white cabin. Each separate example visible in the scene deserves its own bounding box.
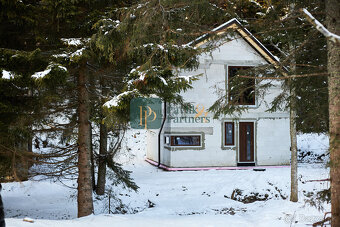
[146,19,290,169]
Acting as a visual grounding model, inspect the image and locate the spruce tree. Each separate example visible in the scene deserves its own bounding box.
[88,0,230,200]
[91,0,229,117]
[0,0,127,216]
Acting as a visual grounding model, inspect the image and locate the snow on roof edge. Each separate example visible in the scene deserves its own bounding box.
[186,18,238,46]
[211,18,239,32]
[187,18,280,66]
[240,24,279,63]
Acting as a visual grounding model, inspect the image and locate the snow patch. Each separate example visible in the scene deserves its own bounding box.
[158,76,167,85]
[61,38,90,47]
[58,65,67,71]
[138,72,146,81]
[32,64,67,79]
[71,47,86,58]
[2,133,330,226]
[297,133,329,163]
[249,0,262,7]
[104,89,138,108]
[1,70,15,79]
[140,43,195,52]
[177,73,202,82]
[32,68,51,79]
[53,53,69,58]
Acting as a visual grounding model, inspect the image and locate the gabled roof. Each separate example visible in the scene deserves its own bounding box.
[190,18,279,67]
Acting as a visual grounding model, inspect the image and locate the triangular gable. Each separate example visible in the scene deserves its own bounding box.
[191,18,279,67]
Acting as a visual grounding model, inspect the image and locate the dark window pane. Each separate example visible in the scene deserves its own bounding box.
[228,66,255,105]
[171,136,201,146]
[225,122,234,145]
[246,125,251,161]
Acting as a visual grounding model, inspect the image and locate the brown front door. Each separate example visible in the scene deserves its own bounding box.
[239,122,254,163]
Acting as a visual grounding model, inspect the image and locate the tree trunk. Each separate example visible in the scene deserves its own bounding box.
[27,133,32,153]
[77,67,94,217]
[0,184,5,227]
[288,3,298,202]
[27,88,33,154]
[88,69,96,192]
[89,122,96,191]
[289,80,298,202]
[326,0,340,225]
[96,122,107,195]
[96,78,108,195]
[289,37,298,202]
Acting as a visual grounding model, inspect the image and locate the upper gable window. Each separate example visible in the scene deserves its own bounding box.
[228,66,255,105]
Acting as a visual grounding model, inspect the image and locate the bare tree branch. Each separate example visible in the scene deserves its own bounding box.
[301,8,340,45]
[238,72,329,80]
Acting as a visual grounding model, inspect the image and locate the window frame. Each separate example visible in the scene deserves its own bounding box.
[164,135,170,145]
[170,135,201,147]
[224,122,235,146]
[227,66,255,106]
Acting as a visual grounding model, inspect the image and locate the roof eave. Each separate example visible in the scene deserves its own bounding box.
[190,19,282,68]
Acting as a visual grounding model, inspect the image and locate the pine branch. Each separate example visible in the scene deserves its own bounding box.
[270,41,288,57]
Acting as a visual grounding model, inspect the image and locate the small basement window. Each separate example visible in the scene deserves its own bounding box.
[170,135,201,146]
[225,122,235,146]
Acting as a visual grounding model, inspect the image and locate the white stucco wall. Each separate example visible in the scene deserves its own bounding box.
[256,118,290,165]
[147,32,290,168]
[146,129,159,161]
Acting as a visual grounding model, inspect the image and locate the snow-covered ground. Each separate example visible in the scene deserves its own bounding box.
[297,133,329,163]
[2,131,330,227]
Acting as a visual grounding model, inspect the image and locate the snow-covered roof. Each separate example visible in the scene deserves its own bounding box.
[190,18,280,67]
